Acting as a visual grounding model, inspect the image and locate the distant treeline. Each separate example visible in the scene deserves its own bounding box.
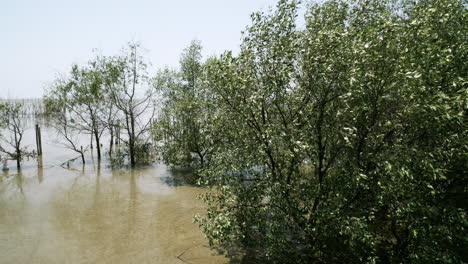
[0,98,45,118]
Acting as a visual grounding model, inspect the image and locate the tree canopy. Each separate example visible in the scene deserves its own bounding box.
[193,0,467,263]
[45,43,156,167]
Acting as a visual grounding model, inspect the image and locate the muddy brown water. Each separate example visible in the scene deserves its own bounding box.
[0,124,227,264]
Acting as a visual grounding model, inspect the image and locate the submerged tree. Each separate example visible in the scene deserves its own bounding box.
[44,85,88,165]
[102,42,156,167]
[69,63,106,161]
[196,0,467,263]
[154,40,216,168]
[0,103,34,169]
[45,60,108,163]
[45,43,156,167]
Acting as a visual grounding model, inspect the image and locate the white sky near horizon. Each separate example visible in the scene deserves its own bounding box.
[1,0,305,99]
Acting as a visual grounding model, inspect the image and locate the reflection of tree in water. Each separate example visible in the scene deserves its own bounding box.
[47,168,108,262]
[0,171,30,264]
[92,163,101,208]
[18,166,223,263]
[119,168,151,262]
[47,167,146,262]
[91,164,102,230]
[37,156,43,184]
[160,167,198,186]
[0,170,24,201]
[128,169,137,235]
[0,170,25,196]
[14,173,24,195]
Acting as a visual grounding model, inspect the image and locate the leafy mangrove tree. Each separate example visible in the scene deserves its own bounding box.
[0,103,32,169]
[154,40,217,169]
[46,43,156,167]
[45,61,108,162]
[101,42,156,167]
[195,0,467,263]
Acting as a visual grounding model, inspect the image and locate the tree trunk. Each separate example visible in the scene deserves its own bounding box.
[109,126,114,157]
[197,151,204,168]
[80,146,86,164]
[94,128,101,161]
[130,112,136,167]
[14,126,20,169]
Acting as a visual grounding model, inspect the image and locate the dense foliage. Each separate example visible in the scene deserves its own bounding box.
[154,40,216,169]
[191,0,468,263]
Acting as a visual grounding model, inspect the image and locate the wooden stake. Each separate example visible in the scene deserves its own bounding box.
[36,124,43,156]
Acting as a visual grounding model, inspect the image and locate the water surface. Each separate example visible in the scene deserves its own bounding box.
[0,165,226,264]
[0,125,226,264]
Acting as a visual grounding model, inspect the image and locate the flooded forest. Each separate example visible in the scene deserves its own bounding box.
[1,0,467,263]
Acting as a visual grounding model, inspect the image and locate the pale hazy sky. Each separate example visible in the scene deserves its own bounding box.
[1,0,289,98]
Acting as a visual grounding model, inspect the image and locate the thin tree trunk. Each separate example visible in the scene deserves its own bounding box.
[129,112,136,167]
[94,128,101,161]
[81,146,85,164]
[109,126,114,157]
[197,151,204,168]
[14,126,20,169]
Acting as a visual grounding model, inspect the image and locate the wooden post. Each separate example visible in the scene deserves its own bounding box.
[35,124,39,154]
[39,126,42,155]
[35,124,43,156]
